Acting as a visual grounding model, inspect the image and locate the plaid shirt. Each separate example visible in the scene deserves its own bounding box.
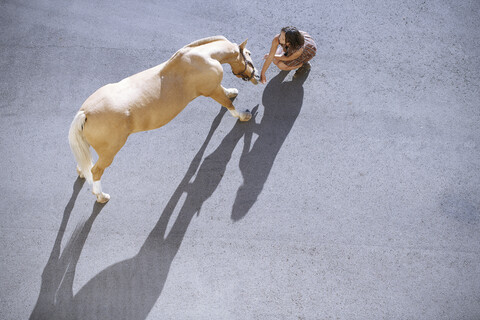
[284,31,317,67]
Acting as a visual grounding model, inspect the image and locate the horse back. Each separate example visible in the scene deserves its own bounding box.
[80,40,226,136]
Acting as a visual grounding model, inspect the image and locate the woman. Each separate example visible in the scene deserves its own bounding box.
[260,26,317,84]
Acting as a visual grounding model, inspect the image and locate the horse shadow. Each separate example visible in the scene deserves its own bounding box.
[30,106,257,320]
[29,68,308,318]
[231,69,309,221]
[29,178,107,320]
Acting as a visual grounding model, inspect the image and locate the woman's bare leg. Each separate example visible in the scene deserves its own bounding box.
[265,46,286,66]
[277,61,303,71]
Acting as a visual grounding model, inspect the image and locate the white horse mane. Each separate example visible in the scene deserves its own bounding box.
[167,36,229,63]
[184,36,228,48]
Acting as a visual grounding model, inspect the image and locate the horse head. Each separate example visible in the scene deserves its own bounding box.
[232,39,259,85]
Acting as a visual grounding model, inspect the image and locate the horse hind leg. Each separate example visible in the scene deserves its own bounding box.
[91,137,128,203]
[77,164,92,179]
[83,114,130,202]
[91,153,115,203]
[77,166,84,178]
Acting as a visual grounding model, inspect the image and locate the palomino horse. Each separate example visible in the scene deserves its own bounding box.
[69,36,258,203]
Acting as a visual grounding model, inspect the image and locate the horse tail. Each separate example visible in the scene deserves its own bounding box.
[68,110,93,185]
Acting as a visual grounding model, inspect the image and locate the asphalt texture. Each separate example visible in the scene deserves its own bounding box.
[1,1,479,319]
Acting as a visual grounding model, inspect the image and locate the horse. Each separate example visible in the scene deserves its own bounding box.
[68,36,258,203]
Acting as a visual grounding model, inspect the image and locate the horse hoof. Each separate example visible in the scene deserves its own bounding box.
[96,193,110,203]
[76,167,85,179]
[239,112,252,122]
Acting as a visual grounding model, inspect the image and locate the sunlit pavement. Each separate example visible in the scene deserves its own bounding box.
[1,1,479,319]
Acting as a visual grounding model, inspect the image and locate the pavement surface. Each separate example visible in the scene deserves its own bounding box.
[1,0,479,319]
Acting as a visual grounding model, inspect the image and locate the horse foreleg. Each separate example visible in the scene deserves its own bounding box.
[209,86,251,121]
[224,87,238,99]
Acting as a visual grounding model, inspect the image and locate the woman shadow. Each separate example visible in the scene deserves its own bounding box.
[30,106,257,320]
[231,69,309,221]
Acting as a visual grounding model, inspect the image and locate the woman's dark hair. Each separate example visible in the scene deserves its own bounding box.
[281,26,304,52]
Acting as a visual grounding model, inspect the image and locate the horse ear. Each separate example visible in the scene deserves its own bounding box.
[239,39,248,50]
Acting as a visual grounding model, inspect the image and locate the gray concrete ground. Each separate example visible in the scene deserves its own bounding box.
[1,0,479,319]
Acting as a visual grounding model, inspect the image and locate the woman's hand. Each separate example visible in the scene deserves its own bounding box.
[260,73,267,84]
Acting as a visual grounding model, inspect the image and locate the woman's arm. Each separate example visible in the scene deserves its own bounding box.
[275,47,304,61]
[260,35,280,83]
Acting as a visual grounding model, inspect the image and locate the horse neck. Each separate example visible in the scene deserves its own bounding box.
[164,40,241,70]
[210,42,241,66]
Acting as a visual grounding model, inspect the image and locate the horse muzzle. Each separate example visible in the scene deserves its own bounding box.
[250,70,259,85]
